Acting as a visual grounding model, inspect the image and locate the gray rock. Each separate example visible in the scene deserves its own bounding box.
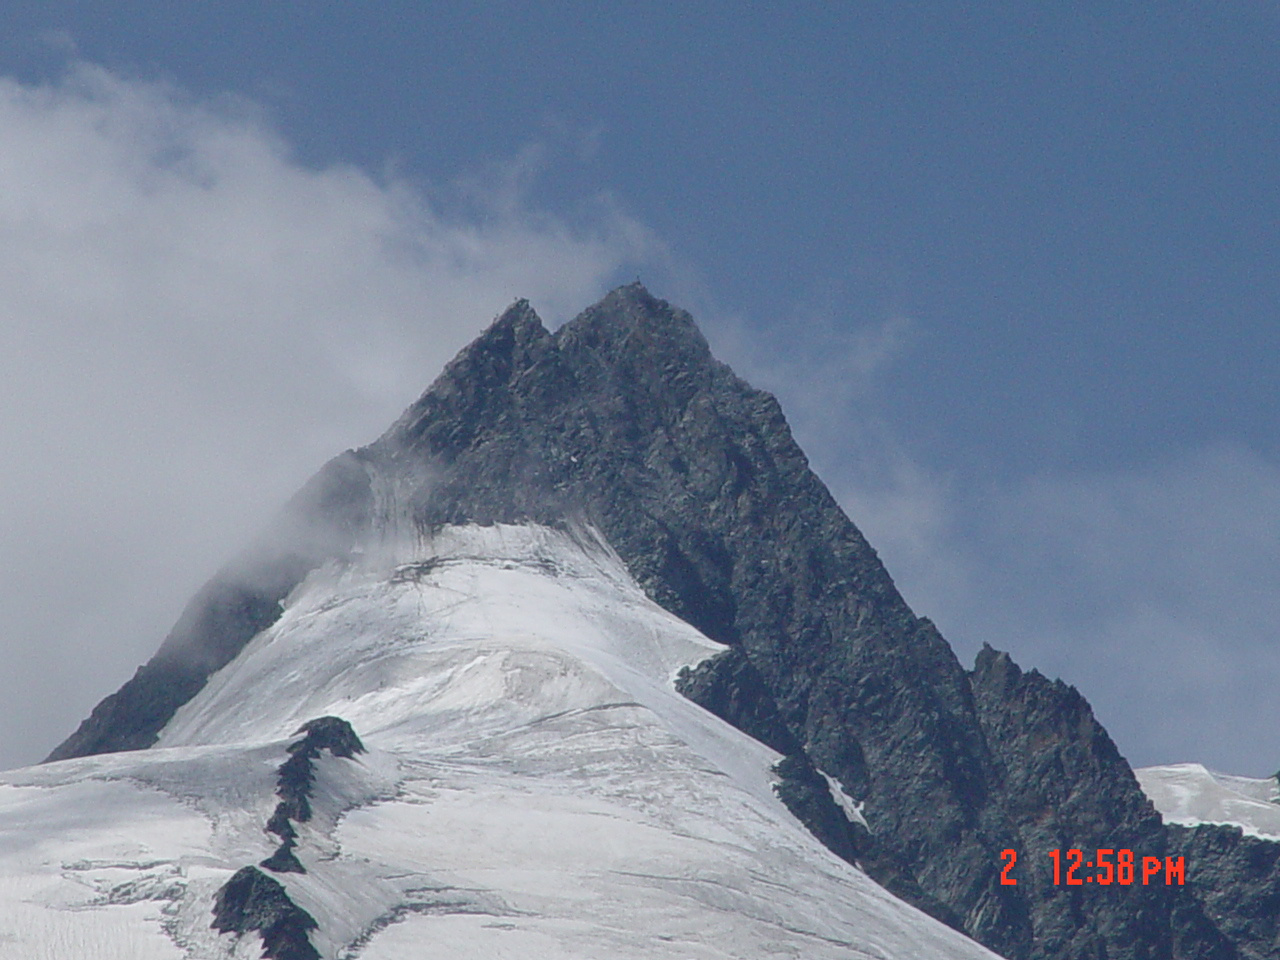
[51,285,1273,958]
[1167,823,1280,959]
[211,865,319,960]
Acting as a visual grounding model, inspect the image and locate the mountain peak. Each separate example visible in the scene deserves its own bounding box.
[43,287,1265,960]
[452,295,551,375]
[558,283,713,373]
[588,279,660,313]
[490,296,544,338]
[380,297,552,454]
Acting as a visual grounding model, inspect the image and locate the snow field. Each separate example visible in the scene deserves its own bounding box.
[0,778,208,960]
[1136,763,1280,840]
[2,524,1001,958]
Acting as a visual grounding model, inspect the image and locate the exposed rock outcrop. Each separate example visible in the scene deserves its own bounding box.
[1166,824,1280,959]
[260,716,366,875]
[211,866,319,960]
[51,285,1273,958]
[212,717,365,956]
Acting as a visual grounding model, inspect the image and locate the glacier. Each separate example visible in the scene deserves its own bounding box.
[0,523,1000,959]
[1136,763,1280,841]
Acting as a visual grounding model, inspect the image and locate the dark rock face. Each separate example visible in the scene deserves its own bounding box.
[293,715,366,759]
[772,752,862,865]
[772,750,967,933]
[211,866,319,960]
[275,753,316,823]
[676,647,801,756]
[51,285,1274,958]
[260,716,365,875]
[968,645,1238,960]
[260,843,306,875]
[1166,824,1280,959]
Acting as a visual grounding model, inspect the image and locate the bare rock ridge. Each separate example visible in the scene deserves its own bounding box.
[211,866,319,960]
[262,716,367,875]
[47,284,1272,958]
[211,717,364,958]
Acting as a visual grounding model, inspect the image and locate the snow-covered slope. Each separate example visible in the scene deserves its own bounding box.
[1,523,999,959]
[1136,763,1280,841]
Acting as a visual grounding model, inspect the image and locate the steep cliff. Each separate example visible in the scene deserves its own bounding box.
[49,285,1269,958]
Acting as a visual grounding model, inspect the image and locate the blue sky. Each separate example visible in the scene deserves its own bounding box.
[0,4,1275,775]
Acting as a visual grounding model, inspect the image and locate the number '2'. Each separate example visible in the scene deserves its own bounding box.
[1000,849,1017,885]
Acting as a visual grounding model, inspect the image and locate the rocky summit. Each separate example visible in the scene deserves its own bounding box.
[48,284,1277,959]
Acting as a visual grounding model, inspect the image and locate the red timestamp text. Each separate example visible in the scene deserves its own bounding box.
[999,848,1185,887]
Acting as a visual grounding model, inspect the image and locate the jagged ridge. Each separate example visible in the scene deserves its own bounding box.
[212,716,366,956]
[212,865,320,960]
[49,284,1273,959]
[261,716,366,875]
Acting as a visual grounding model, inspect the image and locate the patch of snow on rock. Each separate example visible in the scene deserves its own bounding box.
[820,769,868,829]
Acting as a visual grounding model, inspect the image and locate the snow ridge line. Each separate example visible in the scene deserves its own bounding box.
[210,716,365,960]
[263,717,367,874]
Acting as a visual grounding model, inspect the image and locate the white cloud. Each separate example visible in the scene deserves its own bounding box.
[0,64,660,769]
